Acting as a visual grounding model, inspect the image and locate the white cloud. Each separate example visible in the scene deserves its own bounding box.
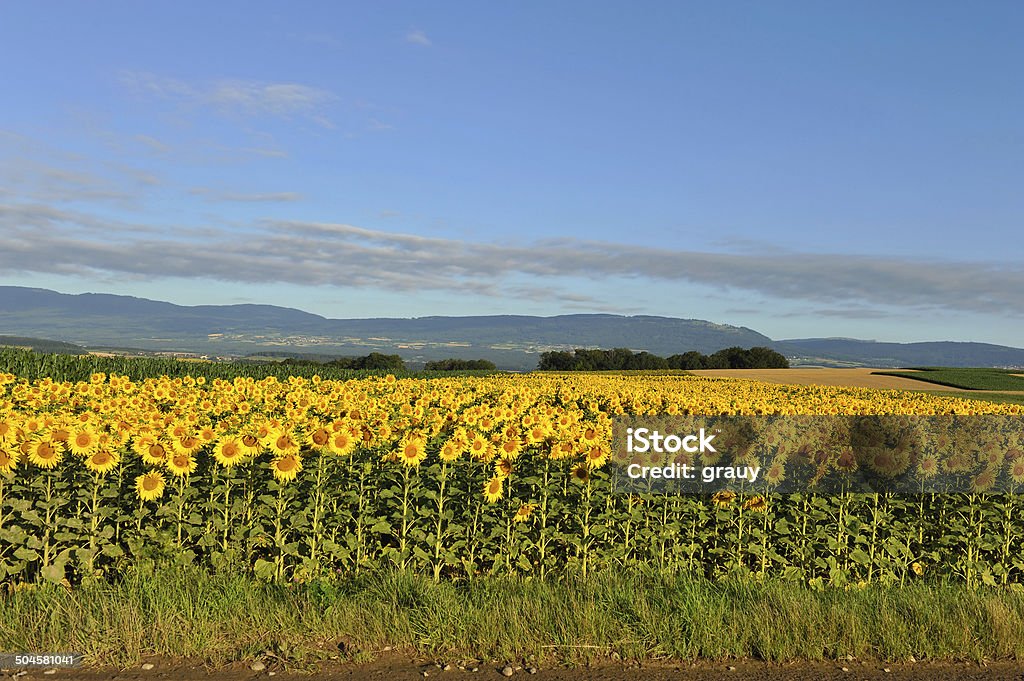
[119,71,337,124]
[1,205,1022,318]
[188,188,304,203]
[406,29,432,47]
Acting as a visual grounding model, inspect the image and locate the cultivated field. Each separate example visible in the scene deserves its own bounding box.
[3,357,1024,673]
[689,368,964,391]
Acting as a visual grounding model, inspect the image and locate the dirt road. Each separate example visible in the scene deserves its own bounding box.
[10,657,1024,681]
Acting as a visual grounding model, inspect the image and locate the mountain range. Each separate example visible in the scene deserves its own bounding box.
[1,286,1022,370]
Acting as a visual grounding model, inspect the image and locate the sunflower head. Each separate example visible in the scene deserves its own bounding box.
[271,454,303,483]
[27,436,62,469]
[571,464,590,484]
[742,495,768,513]
[141,440,169,466]
[85,448,120,475]
[240,433,263,454]
[213,437,246,467]
[399,436,427,467]
[438,439,462,463]
[495,457,514,477]
[166,452,197,477]
[307,427,332,451]
[269,430,301,457]
[483,475,503,503]
[135,471,166,501]
[585,445,609,469]
[0,447,18,474]
[68,427,99,457]
[513,503,535,523]
[711,490,737,507]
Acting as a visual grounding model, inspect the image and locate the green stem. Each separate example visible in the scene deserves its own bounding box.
[309,453,327,568]
[42,473,54,570]
[432,462,448,582]
[399,464,411,571]
[274,485,287,582]
[88,474,101,576]
[175,476,186,547]
[222,473,232,553]
[538,459,550,579]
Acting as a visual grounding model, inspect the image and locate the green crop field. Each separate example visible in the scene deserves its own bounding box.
[873,368,1024,391]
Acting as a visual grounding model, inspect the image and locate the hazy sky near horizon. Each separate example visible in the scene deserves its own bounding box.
[1,1,1022,345]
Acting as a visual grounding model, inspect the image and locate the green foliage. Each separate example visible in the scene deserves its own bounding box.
[0,347,412,383]
[5,443,1024,589]
[538,348,670,371]
[424,358,497,371]
[538,346,789,371]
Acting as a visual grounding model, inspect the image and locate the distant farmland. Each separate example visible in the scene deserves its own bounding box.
[688,367,963,391]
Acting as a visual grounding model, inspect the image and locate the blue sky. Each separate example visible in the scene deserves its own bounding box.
[1,1,1022,345]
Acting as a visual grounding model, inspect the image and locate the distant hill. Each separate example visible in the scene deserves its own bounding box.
[775,338,1024,369]
[0,335,86,354]
[1,286,1023,369]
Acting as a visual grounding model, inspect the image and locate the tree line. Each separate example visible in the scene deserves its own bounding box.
[537,346,789,371]
[280,352,407,371]
[281,354,497,372]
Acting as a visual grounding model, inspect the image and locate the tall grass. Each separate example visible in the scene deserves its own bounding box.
[3,567,1024,667]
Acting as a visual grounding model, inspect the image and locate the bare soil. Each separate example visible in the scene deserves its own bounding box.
[7,656,1024,681]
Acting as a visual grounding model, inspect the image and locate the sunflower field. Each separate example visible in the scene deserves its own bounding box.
[1,370,1023,588]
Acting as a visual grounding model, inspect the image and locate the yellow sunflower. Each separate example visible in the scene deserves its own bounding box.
[512,503,535,523]
[268,429,301,457]
[1011,459,1024,485]
[271,454,303,483]
[239,433,264,455]
[85,448,120,475]
[764,458,787,487]
[140,439,170,466]
[171,433,203,456]
[27,436,63,469]
[494,457,514,478]
[135,471,166,501]
[438,438,462,463]
[742,495,768,513]
[468,434,491,461]
[0,419,15,444]
[917,456,939,479]
[0,447,18,474]
[498,438,521,459]
[328,429,357,457]
[67,427,100,457]
[585,445,609,469]
[166,452,197,477]
[483,475,503,503]
[306,426,332,452]
[213,436,246,467]
[971,467,997,493]
[711,490,737,507]
[399,436,427,467]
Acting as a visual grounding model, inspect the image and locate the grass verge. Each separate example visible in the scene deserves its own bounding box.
[3,568,1024,668]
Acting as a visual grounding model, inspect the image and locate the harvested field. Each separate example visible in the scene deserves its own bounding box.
[687,368,963,391]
